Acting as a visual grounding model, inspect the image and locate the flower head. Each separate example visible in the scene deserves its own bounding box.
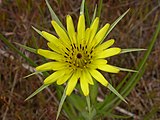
[36,14,121,96]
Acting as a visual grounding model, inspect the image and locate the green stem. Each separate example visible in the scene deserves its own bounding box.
[97,0,103,18]
[86,95,91,119]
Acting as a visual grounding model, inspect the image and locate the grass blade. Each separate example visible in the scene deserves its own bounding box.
[84,2,91,27]
[15,42,37,54]
[0,34,37,67]
[56,87,67,120]
[91,4,97,23]
[97,0,103,18]
[45,0,66,31]
[25,84,49,101]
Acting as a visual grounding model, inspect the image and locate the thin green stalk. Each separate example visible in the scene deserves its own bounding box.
[84,2,91,27]
[86,95,94,120]
[86,95,91,114]
[91,4,97,23]
[56,86,67,120]
[97,0,103,18]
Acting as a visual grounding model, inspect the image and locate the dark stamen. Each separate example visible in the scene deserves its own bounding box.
[66,47,70,51]
[65,52,69,56]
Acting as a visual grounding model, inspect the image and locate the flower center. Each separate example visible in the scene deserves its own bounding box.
[64,44,94,69]
[77,53,82,59]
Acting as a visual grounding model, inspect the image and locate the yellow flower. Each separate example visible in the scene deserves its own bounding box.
[36,14,121,96]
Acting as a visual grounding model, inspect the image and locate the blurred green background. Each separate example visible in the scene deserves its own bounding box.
[0,0,160,119]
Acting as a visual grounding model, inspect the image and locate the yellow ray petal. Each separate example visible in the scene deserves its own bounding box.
[47,42,64,54]
[98,64,120,73]
[47,42,60,53]
[41,31,59,43]
[37,49,63,61]
[88,59,107,69]
[91,59,108,66]
[50,62,68,70]
[80,72,89,96]
[95,39,115,52]
[66,72,79,96]
[83,69,94,85]
[51,20,71,47]
[44,70,65,84]
[89,69,108,86]
[92,23,110,47]
[96,47,121,58]
[56,70,73,85]
[42,31,66,51]
[85,28,91,45]
[66,15,76,43]
[77,14,85,44]
[89,17,99,43]
[36,62,55,71]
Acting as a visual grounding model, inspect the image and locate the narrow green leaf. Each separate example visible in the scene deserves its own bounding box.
[107,83,127,103]
[116,67,138,72]
[120,48,146,54]
[32,26,42,36]
[80,0,85,15]
[15,42,37,54]
[67,102,77,118]
[91,4,97,24]
[90,79,98,105]
[84,2,91,27]
[25,84,49,101]
[56,86,67,120]
[81,108,96,120]
[68,94,86,112]
[0,34,37,67]
[45,0,66,31]
[23,71,43,79]
[62,103,77,120]
[86,96,91,114]
[104,9,130,41]
[97,0,103,18]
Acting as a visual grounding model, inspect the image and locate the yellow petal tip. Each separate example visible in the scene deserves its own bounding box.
[65,91,71,96]
[51,20,56,26]
[84,92,89,96]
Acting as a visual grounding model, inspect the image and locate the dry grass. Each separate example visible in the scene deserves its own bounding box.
[0,0,160,120]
